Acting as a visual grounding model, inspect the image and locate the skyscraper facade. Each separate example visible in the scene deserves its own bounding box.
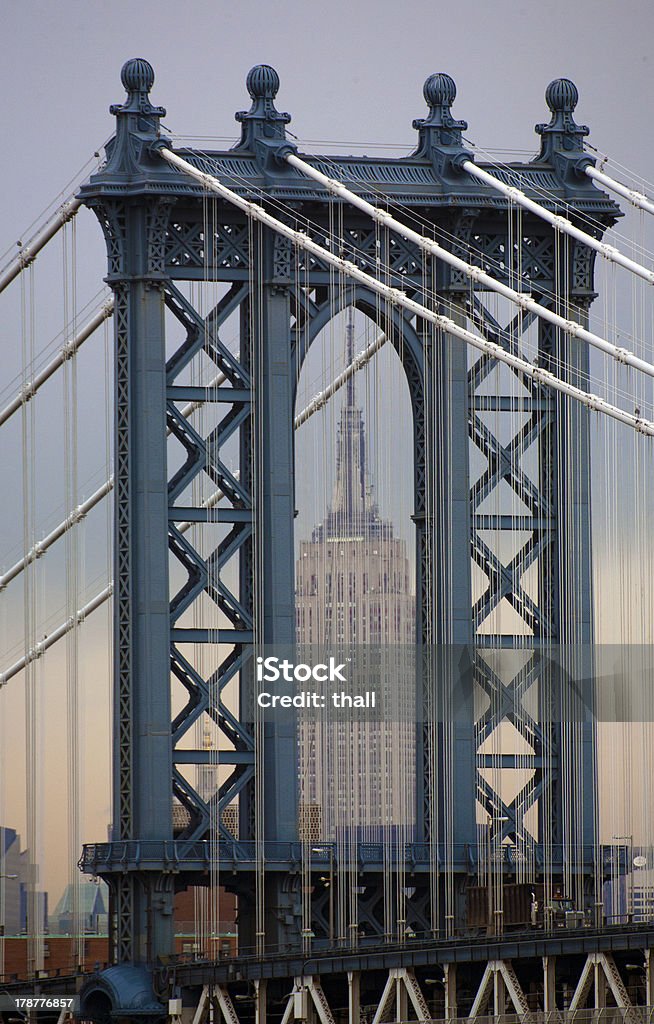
[295,310,415,841]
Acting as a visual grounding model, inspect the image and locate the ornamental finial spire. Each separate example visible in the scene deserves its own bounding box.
[234,64,291,150]
[110,58,166,119]
[536,77,589,158]
[413,73,467,155]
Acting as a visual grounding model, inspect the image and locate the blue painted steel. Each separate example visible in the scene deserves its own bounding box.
[78,58,620,1007]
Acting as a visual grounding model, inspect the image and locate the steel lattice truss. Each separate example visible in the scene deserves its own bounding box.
[164,281,255,842]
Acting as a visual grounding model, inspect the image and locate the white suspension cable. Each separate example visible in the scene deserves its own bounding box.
[585,165,654,217]
[0,299,114,428]
[220,153,654,394]
[0,374,223,588]
[0,478,114,591]
[211,144,654,381]
[0,585,112,687]
[0,198,83,295]
[464,137,654,264]
[462,160,654,285]
[286,152,654,380]
[159,145,654,436]
[294,330,386,426]
[8,148,653,684]
[224,148,619,345]
[0,323,389,675]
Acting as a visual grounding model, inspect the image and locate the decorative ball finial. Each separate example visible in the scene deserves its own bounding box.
[110,57,165,123]
[535,77,587,158]
[545,78,579,114]
[235,64,290,152]
[423,72,457,110]
[121,58,155,95]
[246,64,280,101]
[413,72,467,160]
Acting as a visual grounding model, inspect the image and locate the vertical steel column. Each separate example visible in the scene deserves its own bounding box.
[112,260,174,961]
[84,60,174,964]
[421,303,476,927]
[250,224,299,943]
[413,79,477,926]
[538,290,595,861]
[436,310,476,847]
[535,80,601,869]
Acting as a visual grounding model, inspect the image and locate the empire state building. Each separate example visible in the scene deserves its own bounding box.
[295,309,415,841]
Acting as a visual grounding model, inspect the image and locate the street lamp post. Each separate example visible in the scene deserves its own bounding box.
[613,835,634,922]
[614,835,634,925]
[312,847,334,943]
[487,815,509,936]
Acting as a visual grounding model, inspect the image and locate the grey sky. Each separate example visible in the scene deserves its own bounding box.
[3,0,654,241]
[2,0,654,904]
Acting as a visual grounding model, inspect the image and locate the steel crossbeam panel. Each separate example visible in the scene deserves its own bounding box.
[467,280,595,862]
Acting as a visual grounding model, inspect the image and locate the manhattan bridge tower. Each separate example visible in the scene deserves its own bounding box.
[77,60,618,1014]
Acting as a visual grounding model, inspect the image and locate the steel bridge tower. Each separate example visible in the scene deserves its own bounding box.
[78,60,619,1016]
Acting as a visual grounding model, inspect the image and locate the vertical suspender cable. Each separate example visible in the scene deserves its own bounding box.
[462,160,654,285]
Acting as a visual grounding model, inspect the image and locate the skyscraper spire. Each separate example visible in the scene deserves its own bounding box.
[316,308,387,541]
[345,303,355,410]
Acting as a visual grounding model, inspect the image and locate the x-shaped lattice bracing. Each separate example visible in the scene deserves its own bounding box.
[469,293,563,857]
[164,282,254,843]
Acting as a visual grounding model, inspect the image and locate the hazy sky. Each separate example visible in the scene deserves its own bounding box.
[2,0,654,905]
[3,0,654,245]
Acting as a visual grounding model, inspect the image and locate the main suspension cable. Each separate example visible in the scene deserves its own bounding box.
[0,478,114,591]
[0,299,114,428]
[0,198,83,295]
[584,164,654,217]
[0,586,113,687]
[462,160,654,286]
[285,152,654,379]
[158,144,654,436]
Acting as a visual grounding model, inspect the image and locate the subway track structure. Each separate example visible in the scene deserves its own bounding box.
[4,924,654,1022]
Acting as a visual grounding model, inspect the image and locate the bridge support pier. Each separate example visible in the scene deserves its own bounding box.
[347,972,359,1024]
[443,963,457,1020]
[255,980,267,1024]
[470,961,531,1020]
[542,955,556,1012]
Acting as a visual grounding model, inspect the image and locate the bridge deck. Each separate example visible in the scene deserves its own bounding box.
[168,923,654,985]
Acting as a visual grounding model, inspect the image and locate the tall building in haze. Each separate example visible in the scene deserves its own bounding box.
[295,309,415,841]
